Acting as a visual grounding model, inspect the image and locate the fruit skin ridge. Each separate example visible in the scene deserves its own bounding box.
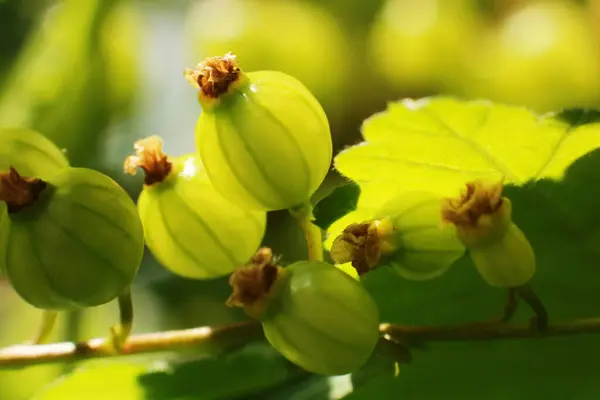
[192,64,333,211]
[1,167,144,311]
[137,153,267,280]
[261,260,380,376]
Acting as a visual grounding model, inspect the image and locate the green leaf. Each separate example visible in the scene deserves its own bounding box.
[139,344,306,400]
[334,97,600,209]
[33,362,149,400]
[34,344,307,400]
[312,180,360,231]
[328,98,600,398]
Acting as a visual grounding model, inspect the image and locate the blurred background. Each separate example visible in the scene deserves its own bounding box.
[0,0,599,398]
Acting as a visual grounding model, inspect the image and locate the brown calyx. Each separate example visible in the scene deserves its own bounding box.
[123,136,173,185]
[441,179,504,227]
[0,167,47,213]
[184,52,242,99]
[226,247,283,318]
[330,222,383,276]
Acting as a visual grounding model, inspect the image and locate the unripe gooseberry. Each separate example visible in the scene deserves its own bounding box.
[329,192,466,280]
[184,53,333,211]
[227,249,380,376]
[0,166,144,310]
[0,127,69,180]
[124,136,267,280]
[441,179,536,288]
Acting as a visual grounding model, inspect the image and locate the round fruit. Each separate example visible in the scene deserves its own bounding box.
[184,0,351,113]
[441,179,536,288]
[185,53,333,211]
[227,251,380,376]
[329,192,465,280]
[124,136,267,280]
[0,166,144,310]
[0,127,69,180]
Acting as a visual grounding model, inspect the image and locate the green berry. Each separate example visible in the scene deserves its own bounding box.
[227,250,380,376]
[124,136,267,280]
[442,180,536,288]
[0,167,144,310]
[184,53,333,211]
[0,127,69,180]
[329,192,465,280]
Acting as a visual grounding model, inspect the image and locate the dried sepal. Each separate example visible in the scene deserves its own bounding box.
[184,52,243,99]
[0,167,47,213]
[441,179,511,248]
[226,247,284,318]
[330,218,396,276]
[441,178,504,227]
[123,136,173,186]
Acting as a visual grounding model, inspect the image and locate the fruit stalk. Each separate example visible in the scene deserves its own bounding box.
[289,203,324,261]
[107,287,134,352]
[31,311,59,345]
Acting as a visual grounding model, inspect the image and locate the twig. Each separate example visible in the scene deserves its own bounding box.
[3,317,600,370]
[0,321,263,370]
[381,318,600,342]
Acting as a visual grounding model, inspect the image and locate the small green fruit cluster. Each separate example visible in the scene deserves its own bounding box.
[0,127,144,310]
[227,248,380,376]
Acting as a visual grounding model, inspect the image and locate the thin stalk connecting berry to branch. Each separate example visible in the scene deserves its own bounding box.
[289,202,324,261]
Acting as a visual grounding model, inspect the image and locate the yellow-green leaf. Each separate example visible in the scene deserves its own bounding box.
[335,97,600,209]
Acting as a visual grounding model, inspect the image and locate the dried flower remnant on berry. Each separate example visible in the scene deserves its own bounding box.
[330,218,396,276]
[184,52,243,99]
[441,179,504,227]
[226,247,284,318]
[441,179,536,288]
[0,167,47,213]
[440,179,511,247]
[124,136,173,186]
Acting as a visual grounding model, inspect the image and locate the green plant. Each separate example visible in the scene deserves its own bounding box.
[1,52,600,400]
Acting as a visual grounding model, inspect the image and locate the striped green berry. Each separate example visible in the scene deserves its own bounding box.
[124,136,267,279]
[227,250,380,376]
[0,167,144,310]
[184,53,332,211]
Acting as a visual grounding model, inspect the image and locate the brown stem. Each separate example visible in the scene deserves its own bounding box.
[0,321,263,370]
[3,318,600,370]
